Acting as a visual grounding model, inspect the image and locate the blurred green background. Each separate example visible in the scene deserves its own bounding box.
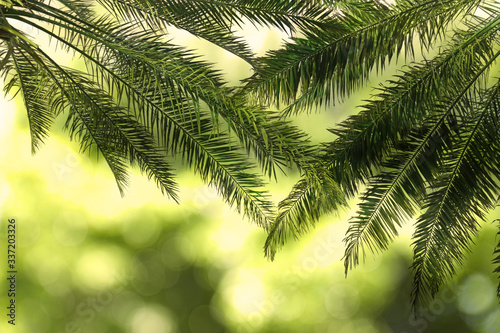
[1,20,500,333]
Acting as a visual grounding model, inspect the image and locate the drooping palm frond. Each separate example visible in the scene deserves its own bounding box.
[97,0,335,37]
[89,0,323,178]
[245,0,481,110]
[5,43,55,154]
[95,0,336,71]
[264,165,346,259]
[3,0,316,227]
[7,41,180,199]
[340,9,500,310]
[257,0,500,313]
[342,20,499,275]
[265,13,499,260]
[410,76,500,310]
[98,0,257,65]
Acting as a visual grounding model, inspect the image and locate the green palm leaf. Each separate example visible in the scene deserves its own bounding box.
[5,0,500,314]
[245,0,481,109]
[264,166,346,259]
[3,0,284,226]
[260,0,500,313]
[265,17,498,260]
[9,42,180,199]
[411,77,500,311]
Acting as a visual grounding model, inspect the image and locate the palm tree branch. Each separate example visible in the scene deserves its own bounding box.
[326,12,499,196]
[8,42,54,153]
[265,15,499,260]
[8,7,308,179]
[11,12,281,226]
[245,0,481,107]
[13,43,131,194]
[264,166,346,259]
[17,40,180,199]
[410,51,500,311]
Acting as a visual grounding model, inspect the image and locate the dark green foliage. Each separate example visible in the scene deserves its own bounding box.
[5,0,500,314]
[1,0,321,228]
[243,0,500,313]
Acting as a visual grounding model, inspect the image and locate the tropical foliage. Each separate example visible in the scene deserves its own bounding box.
[0,0,325,229]
[252,0,500,312]
[3,0,500,312]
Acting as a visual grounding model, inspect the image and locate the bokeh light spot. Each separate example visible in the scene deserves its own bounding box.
[211,228,246,251]
[232,271,267,315]
[34,255,66,286]
[111,291,145,325]
[480,309,500,333]
[40,283,75,319]
[75,247,127,290]
[324,284,360,319]
[458,274,495,315]
[130,305,176,333]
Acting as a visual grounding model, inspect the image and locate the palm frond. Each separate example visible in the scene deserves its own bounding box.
[264,166,346,259]
[98,0,258,65]
[6,43,55,153]
[340,32,499,276]
[98,0,334,33]
[7,2,278,226]
[9,39,180,199]
[265,16,499,260]
[96,0,335,68]
[0,0,23,9]
[411,77,500,311]
[331,31,495,193]
[245,0,481,109]
[344,37,499,275]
